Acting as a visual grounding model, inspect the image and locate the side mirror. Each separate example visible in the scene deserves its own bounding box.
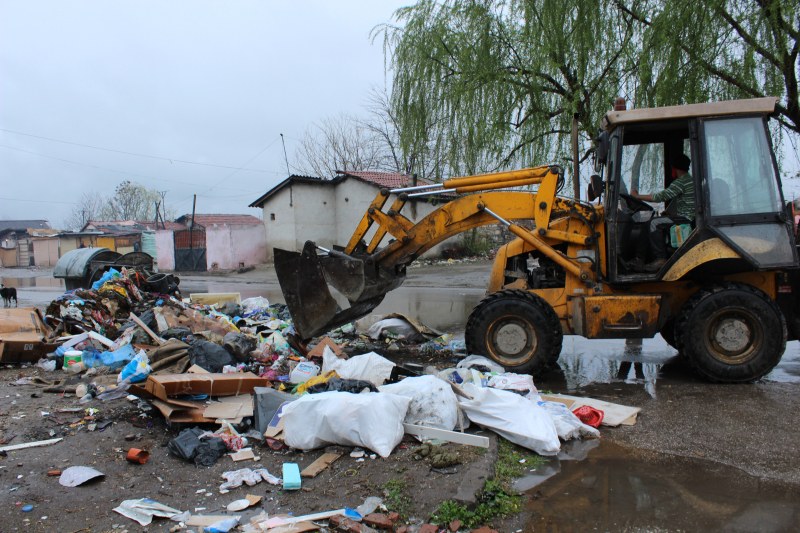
[587,174,604,202]
[594,130,609,168]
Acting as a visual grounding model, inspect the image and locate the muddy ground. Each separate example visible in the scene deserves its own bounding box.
[2,261,800,531]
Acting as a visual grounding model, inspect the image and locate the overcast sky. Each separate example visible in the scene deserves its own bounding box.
[0,1,408,227]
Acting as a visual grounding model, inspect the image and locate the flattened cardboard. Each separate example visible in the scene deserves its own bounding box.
[0,308,57,363]
[204,394,253,422]
[307,336,343,358]
[142,372,269,399]
[541,393,640,426]
[300,452,341,477]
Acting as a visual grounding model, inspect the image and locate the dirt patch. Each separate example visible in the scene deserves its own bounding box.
[0,363,502,532]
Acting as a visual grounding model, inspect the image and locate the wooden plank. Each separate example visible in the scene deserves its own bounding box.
[129,312,165,346]
[190,292,241,306]
[300,452,342,478]
[403,423,490,448]
[0,437,63,452]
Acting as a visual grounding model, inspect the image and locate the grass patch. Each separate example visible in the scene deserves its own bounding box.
[430,438,546,528]
[382,478,412,519]
[495,437,548,482]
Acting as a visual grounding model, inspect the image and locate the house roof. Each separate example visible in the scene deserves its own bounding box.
[249,171,439,209]
[249,175,329,208]
[175,214,262,227]
[336,170,429,189]
[0,220,51,232]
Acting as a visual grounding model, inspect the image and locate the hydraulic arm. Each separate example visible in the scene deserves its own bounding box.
[275,165,602,339]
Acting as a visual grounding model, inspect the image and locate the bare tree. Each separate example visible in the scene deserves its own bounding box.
[293,113,397,178]
[63,192,107,230]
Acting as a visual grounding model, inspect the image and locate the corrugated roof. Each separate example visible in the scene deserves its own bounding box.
[0,220,51,232]
[175,214,262,226]
[81,220,186,233]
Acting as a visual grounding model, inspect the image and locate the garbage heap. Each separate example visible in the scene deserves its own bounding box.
[34,261,602,449]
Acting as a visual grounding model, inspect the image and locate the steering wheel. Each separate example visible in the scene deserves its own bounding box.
[620,193,655,213]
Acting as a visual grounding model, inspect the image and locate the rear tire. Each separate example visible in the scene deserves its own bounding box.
[676,283,786,383]
[465,289,563,376]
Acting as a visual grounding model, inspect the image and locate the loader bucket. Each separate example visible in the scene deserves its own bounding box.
[274,241,405,340]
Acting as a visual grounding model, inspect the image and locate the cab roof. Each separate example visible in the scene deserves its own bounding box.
[602,97,778,131]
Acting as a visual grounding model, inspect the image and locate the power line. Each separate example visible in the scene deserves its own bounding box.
[0,142,282,190]
[0,126,277,173]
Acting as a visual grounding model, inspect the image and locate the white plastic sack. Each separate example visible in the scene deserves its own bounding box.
[379,375,459,430]
[538,400,600,441]
[282,391,410,457]
[488,372,538,399]
[322,346,395,386]
[367,318,419,340]
[457,355,504,374]
[458,383,560,455]
[241,296,271,315]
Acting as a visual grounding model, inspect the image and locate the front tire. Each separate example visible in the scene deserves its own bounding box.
[676,283,786,383]
[465,289,563,376]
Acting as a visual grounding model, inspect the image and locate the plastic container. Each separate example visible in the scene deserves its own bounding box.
[290,361,320,384]
[62,350,82,370]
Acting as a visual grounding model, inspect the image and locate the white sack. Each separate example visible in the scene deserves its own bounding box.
[282,391,410,457]
[457,355,504,374]
[538,400,600,441]
[322,346,395,386]
[457,383,560,455]
[488,372,538,399]
[367,318,419,340]
[379,375,459,430]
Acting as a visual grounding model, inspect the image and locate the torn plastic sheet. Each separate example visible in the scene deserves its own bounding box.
[113,498,183,526]
[219,467,281,491]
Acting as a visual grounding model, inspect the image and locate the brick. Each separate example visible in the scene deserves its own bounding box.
[329,514,362,533]
[387,512,401,524]
[449,519,462,532]
[363,513,393,530]
[419,525,440,533]
[395,527,409,533]
[469,527,499,533]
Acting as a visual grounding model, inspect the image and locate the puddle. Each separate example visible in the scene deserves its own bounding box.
[524,440,800,532]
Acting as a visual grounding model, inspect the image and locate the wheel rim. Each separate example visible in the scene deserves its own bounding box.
[486,315,537,365]
[704,308,762,365]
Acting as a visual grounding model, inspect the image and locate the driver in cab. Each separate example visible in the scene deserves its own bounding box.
[630,153,695,272]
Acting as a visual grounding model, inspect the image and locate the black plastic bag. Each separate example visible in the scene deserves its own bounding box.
[189,339,234,372]
[194,437,227,467]
[306,377,378,394]
[168,427,205,461]
[223,332,257,362]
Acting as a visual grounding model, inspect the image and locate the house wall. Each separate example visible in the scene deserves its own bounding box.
[0,247,17,267]
[60,237,79,255]
[205,224,267,270]
[261,182,337,260]
[32,238,59,267]
[259,178,460,262]
[155,230,175,271]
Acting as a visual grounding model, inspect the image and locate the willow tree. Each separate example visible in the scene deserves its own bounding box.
[619,0,799,135]
[377,0,638,191]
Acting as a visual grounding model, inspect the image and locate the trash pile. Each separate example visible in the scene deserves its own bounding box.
[5,268,642,530]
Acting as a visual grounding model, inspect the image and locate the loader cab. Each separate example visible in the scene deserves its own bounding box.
[599,99,796,283]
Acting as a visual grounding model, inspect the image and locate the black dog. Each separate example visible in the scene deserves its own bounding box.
[0,284,17,307]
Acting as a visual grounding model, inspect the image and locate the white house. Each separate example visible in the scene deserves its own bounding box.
[249,171,460,262]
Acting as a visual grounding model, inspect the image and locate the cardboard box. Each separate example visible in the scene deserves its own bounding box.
[0,308,57,363]
[140,372,270,399]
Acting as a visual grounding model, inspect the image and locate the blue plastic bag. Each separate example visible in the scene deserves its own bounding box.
[118,350,151,383]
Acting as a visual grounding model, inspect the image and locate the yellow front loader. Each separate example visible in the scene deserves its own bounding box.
[276,97,799,383]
